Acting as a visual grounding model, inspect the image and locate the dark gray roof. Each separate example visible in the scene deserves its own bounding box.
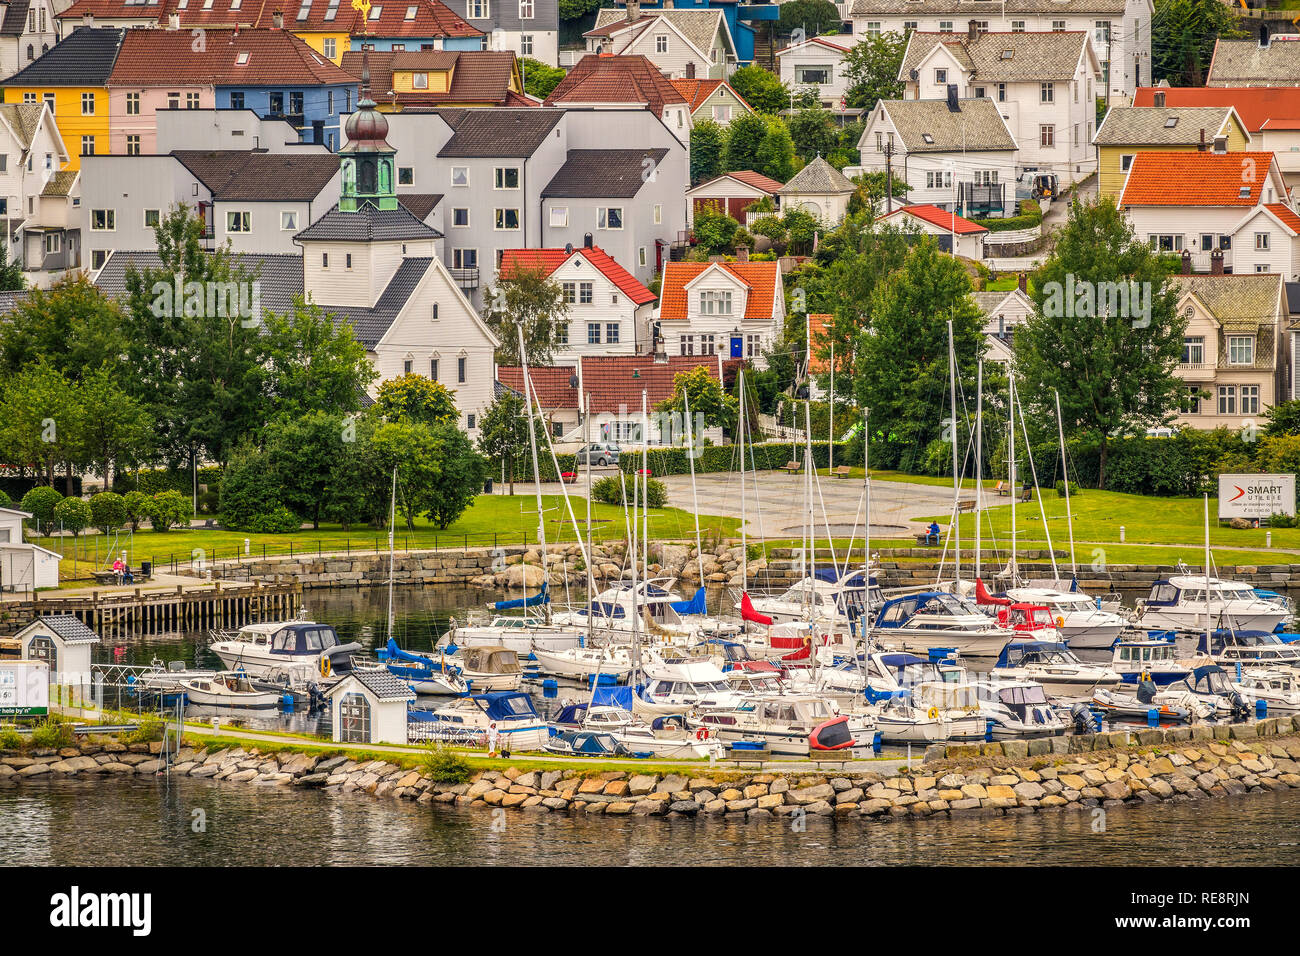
[0,289,29,316]
[398,193,443,221]
[1,27,125,87]
[295,203,442,243]
[495,379,523,400]
[171,150,340,201]
[435,108,564,158]
[0,1,31,39]
[33,614,101,645]
[94,251,305,318]
[328,257,434,348]
[340,667,417,701]
[542,148,669,199]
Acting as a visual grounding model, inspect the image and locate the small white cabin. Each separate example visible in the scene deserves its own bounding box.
[326,668,415,745]
[0,507,61,592]
[17,614,100,687]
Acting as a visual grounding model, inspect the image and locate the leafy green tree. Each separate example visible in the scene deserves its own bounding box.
[755,119,797,181]
[849,171,911,217]
[690,117,727,184]
[261,297,375,420]
[374,374,459,427]
[265,411,351,529]
[723,112,771,173]
[657,365,739,435]
[477,388,530,494]
[693,206,741,254]
[89,491,128,533]
[0,361,79,488]
[424,424,487,529]
[73,366,154,489]
[1014,197,1185,488]
[0,241,23,292]
[53,497,91,537]
[368,421,450,531]
[219,442,288,532]
[852,237,986,464]
[145,489,191,532]
[0,274,125,379]
[521,57,566,99]
[842,31,907,110]
[727,65,790,115]
[123,491,150,532]
[482,263,569,366]
[19,486,63,533]
[326,413,388,530]
[786,104,838,164]
[776,0,842,38]
[783,208,819,254]
[1265,399,1300,437]
[558,0,601,19]
[1153,0,1245,85]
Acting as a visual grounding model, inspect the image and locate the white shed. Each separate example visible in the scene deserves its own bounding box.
[0,508,61,592]
[326,668,416,745]
[17,615,101,687]
[777,156,857,227]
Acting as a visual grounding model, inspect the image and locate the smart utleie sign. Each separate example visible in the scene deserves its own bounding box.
[1218,473,1296,520]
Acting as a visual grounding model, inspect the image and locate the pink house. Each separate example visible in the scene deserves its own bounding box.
[107,86,214,155]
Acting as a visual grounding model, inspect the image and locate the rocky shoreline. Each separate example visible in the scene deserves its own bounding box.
[7,716,1300,822]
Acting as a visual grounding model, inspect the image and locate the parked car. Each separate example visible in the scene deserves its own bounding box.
[575,443,621,466]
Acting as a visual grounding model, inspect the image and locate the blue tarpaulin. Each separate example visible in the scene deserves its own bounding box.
[591,686,634,711]
[494,582,548,611]
[670,587,707,615]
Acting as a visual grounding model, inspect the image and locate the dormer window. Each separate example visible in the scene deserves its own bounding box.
[236,51,250,64]
[699,290,732,315]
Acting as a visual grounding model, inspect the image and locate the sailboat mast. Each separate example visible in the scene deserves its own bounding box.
[1204,492,1213,643]
[518,326,549,621]
[1055,389,1077,578]
[947,319,960,585]
[1008,371,1017,584]
[974,358,983,584]
[386,465,396,641]
[738,369,748,589]
[585,416,593,648]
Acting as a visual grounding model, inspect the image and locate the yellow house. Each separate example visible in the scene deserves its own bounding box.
[339,50,527,111]
[1094,104,1251,201]
[0,26,122,172]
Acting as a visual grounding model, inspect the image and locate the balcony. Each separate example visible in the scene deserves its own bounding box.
[1177,361,1217,382]
[450,266,479,291]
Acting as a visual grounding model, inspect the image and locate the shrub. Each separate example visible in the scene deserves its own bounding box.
[1268,512,1298,529]
[243,505,302,534]
[89,491,128,533]
[19,486,63,531]
[123,490,150,531]
[126,716,165,744]
[146,490,191,531]
[30,715,74,749]
[420,742,471,783]
[0,726,23,751]
[1055,480,1081,498]
[0,488,10,507]
[197,489,220,515]
[592,474,668,508]
[52,496,92,536]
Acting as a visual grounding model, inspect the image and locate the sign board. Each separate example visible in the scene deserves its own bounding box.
[1218,473,1296,520]
[0,660,49,717]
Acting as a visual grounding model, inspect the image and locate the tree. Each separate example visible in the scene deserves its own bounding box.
[477,388,530,494]
[264,411,350,529]
[852,237,986,463]
[727,65,790,115]
[755,119,797,181]
[145,490,191,531]
[783,208,819,255]
[1152,0,1245,86]
[374,374,459,426]
[0,361,79,488]
[1265,399,1300,437]
[1014,197,1185,488]
[0,242,23,292]
[53,497,91,538]
[657,365,739,435]
[776,0,842,39]
[424,424,487,529]
[521,57,566,99]
[73,366,154,489]
[0,274,124,379]
[89,491,128,534]
[368,421,451,531]
[482,263,570,366]
[841,31,907,110]
[123,491,150,532]
[558,0,600,19]
[849,171,911,217]
[723,112,770,174]
[219,442,293,532]
[261,297,375,420]
[787,105,839,164]
[693,206,741,254]
[690,117,727,184]
[19,487,63,533]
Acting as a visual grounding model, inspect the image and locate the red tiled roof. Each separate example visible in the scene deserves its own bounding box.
[807,313,831,374]
[657,260,779,323]
[669,76,752,114]
[497,365,578,410]
[544,53,686,114]
[579,354,720,413]
[57,0,179,19]
[339,49,522,106]
[776,35,852,56]
[107,27,357,85]
[1133,86,1300,133]
[724,169,784,193]
[1119,150,1277,206]
[1266,202,1300,234]
[499,245,656,306]
[880,204,989,235]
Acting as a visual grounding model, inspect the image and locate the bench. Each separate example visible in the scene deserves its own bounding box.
[779,460,802,474]
[832,465,852,479]
[914,533,941,546]
[956,500,975,513]
[994,481,1010,496]
[1019,486,1034,503]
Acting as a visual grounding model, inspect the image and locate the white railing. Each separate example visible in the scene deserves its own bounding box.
[982,226,1042,244]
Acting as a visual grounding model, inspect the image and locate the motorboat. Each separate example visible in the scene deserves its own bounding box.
[723,667,789,697]
[862,652,988,741]
[635,653,746,714]
[446,613,582,655]
[689,694,876,757]
[870,591,1016,665]
[1164,665,1254,718]
[988,602,1063,643]
[376,639,468,696]
[179,671,283,709]
[553,695,726,759]
[209,620,361,680]
[1090,683,1208,723]
[739,567,883,635]
[544,728,631,757]
[922,679,1066,739]
[408,691,549,751]
[1251,588,1295,621]
[532,644,634,681]
[1181,628,1300,668]
[1136,573,1289,634]
[1001,583,1128,650]
[1110,637,1191,686]
[1231,669,1300,715]
[990,641,1123,699]
[552,579,700,641]
[450,645,524,691]
[865,698,958,744]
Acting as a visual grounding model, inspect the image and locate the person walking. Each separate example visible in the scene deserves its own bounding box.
[487,721,499,758]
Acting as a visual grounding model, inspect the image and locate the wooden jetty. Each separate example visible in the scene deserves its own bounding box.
[0,578,302,645]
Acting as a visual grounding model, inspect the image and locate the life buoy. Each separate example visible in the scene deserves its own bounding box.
[695,727,707,741]
[319,655,332,678]
[927,706,939,720]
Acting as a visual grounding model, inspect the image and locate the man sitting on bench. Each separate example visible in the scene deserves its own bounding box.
[925,521,941,545]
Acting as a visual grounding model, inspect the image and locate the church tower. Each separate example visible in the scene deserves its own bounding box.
[339,53,398,213]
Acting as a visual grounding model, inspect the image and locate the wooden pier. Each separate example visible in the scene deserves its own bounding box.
[0,578,302,644]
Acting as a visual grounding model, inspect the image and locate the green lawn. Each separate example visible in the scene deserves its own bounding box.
[984,276,1037,294]
[39,494,742,581]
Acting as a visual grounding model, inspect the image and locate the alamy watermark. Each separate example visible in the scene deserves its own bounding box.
[1042,274,1152,329]
[150,278,261,328]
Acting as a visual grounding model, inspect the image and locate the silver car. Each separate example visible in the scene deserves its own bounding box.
[575,443,621,466]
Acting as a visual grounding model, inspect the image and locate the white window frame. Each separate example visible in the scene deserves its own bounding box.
[1228,335,1255,366]
[90,209,116,231]
[494,208,521,231]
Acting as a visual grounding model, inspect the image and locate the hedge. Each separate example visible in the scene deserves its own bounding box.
[112,466,222,496]
[504,441,850,482]
[969,211,1043,232]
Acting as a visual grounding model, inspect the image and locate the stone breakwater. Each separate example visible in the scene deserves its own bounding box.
[7,717,1300,822]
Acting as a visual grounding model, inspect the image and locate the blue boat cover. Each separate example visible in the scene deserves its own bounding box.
[813,566,839,583]
[582,602,626,619]
[670,586,707,615]
[494,582,548,611]
[878,653,927,668]
[474,691,540,720]
[591,685,634,711]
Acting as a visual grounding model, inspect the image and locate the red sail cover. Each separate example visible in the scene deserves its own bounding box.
[975,578,1012,606]
[780,642,812,661]
[739,592,773,625]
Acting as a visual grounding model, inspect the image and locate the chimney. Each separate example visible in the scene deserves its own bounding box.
[1213,134,1228,154]
[1261,24,1270,48]
[82,13,95,27]
[1017,272,1027,293]
[1181,249,1192,275]
[584,232,593,248]
[1153,89,1165,108]
[1210,248,1224,275]
[1199,128,1206,150]
[273,9,284,29]
[685,60,695,79]
[737,246,750,262]
[626,0,640,21]
[946,83,959,112]
[967,19,977,42]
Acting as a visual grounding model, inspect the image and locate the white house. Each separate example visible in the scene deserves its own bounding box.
[776,35,855,114]
[327,669,415,745]
[878,203,989,258]
[584,1,738,80]
[1118,149,1297,276]
[0,101,78,287]
[656,257,784,364]
[686,169,784,227]
[777,156,856,227]
[855,96,1018,218]
[848,0,1151,98]
[0,507,59,592]
[899,28,1102,185]
[16,614,99,689]
[497,243,657,359]
[972,285,1034,362]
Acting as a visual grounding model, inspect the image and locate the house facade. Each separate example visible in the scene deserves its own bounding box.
[0,100,78,286]
[776,35,854,113]
[462,0,559,65]
[544,53,692,145]
[338,49,530,110]
[878,203,989,258]
[0,507,59,592]
[584,2,737,80]
[777,155,855,227]
[972,285,1033,362]
[1093,102,1250,200]
[686,168,782,225]
[1206,37,1300,88]
[670,76,752,126]
[655,257,784,365]
[0,0,61,80]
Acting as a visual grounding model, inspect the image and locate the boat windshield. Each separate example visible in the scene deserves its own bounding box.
[916,594,981,617]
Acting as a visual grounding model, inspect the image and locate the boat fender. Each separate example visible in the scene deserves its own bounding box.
[1056,616,1065,629]
[319,656,332,678]
[927,706,939,720]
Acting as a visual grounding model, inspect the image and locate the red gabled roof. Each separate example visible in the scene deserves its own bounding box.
[880,204,988,235]
[669,77,753,115]
[499,246,656,306]
[57,0,178,19]
[725,169,784,193]
[338,49,522,107]
[580,354,721,413]
[544,53,686,114]
[107,27,357,85]
[807,313,831,373]
[657,260,779,323]
[776,35,852,56]
[1119,150,1277,206]
[1133,86,1300,133]
[497,365,578,410]
[1266,202,1300,234]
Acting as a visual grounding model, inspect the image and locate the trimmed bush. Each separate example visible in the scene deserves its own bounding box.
[242,505,302,534]
[146,490,191,532]
[0,726,23,751]
[592,474,668,508]
[0,489,10,508]
[89,491,128,533]
[420,743,471,784]
[123,490,150,531]
[19,486,63,532]
[52,497,92,536]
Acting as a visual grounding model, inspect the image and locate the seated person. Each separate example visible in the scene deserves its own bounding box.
[925,521,941,545]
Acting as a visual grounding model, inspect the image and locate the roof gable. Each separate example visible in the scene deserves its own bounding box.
[1119,150,1282,206]
[499,245,656,305]
[658,260,779,322]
